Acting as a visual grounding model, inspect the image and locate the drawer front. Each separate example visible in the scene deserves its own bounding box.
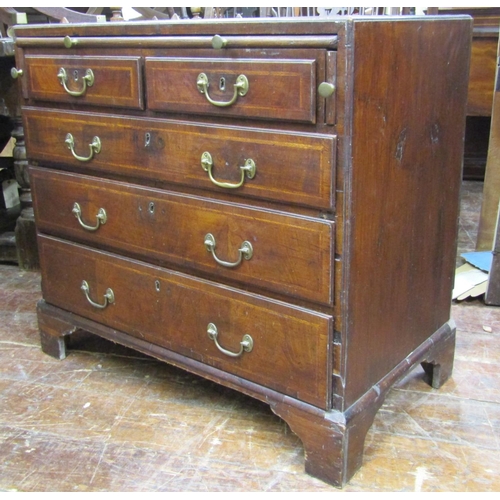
[38,235,333,408]
[24,55,143,109]
[146,57,317,123]
[31,168,334,306]
[23,107,335,209]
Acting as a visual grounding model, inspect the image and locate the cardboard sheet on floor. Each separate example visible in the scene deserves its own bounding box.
[453,251,493,301]
[460,251,493,272]
[453,263,488,300]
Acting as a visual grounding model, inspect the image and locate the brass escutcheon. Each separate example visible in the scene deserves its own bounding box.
[58,67,94,96]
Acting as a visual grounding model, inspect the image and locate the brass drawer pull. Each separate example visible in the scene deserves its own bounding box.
[207,323,253,358]
[201,151,256,189]
[211,35,228,49]
[197,72,249,107]
[318,82,335,98]
[65,133,101,162]
[57,67,94,96]
[11,68,23,79]
[81,280,114,309]
[63,36,78,49]
[72,202,107,231]
[204,233,253,268]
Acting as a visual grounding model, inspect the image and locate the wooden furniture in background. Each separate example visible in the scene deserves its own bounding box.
[485,202,500,305]
[477,34,500,251]
[479,34,500,297]
[457,7,499,117]
[465,8,499,180]
[432,8,499,180]
[0,6,116,269]
[0,11,37,269]
[0,35,17,263]
[13,15,471,487]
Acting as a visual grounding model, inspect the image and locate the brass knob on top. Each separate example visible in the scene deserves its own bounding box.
[318,82,335,98]
[63,35,77,48]
[11,68,23,79]
[212,34,228,49]
[191,7,202,19]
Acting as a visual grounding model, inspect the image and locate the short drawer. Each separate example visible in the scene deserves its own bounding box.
[145,57,317,123]
[38,235,333,408]
[23,55,143,109]
[31,168,334,306]
[23,107,335,209]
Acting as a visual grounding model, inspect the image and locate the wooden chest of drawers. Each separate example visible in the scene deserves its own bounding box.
[13,16,472,487]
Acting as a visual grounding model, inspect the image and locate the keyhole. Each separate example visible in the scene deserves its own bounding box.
[73,69,79,81]
[145,132,151,147]
[148,202,155,214]
[155,280,161,292]
[219,77,226,91]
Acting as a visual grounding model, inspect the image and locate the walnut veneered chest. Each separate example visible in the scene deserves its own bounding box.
[12,16,471,487]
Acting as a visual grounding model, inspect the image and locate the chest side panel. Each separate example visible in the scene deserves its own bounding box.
[343,18,471,407]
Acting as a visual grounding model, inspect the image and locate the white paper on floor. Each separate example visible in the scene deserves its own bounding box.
[453,263,488,300]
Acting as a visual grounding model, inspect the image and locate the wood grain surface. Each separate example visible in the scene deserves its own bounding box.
[24,54,143,109]
[23,107,336,209]
[37,235,333,408]
[31,168,335,305]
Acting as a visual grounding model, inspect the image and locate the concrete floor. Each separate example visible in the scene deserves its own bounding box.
[0,180,499,491]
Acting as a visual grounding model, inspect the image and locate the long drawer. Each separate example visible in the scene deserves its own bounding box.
[38,235,333,408]
[145,57,318,123]
[23,55,144,109]
[31,167,334,306]
[23,107,336,209]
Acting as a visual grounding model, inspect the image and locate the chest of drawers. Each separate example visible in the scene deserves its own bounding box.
[13,16,471,487]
